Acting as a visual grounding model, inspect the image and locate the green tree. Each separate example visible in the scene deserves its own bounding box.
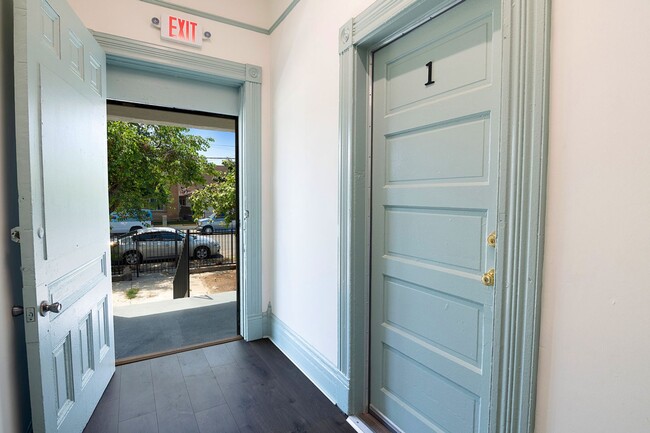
[107,121,216,216]
[190,159,236,223]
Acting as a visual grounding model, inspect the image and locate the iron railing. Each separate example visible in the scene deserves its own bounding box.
[110,228,237,276]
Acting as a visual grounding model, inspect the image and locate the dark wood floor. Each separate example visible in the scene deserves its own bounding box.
[84,339,356,433]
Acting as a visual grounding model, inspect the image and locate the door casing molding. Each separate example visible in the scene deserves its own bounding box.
[337,1,550,431]
[94,32,264,341]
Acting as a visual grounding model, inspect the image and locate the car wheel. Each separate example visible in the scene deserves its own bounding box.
[129,226,142,232]
[123,251,141,265]
[202,226,214,234]
[194,246,210,260]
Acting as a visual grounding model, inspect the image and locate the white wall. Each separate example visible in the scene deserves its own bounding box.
[0,2,32,432]
[268,0,374,363]
[535,1,650,432]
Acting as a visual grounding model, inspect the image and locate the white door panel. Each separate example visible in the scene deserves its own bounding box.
[14,0,114,432]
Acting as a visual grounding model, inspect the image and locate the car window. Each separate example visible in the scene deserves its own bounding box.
[134,232,160,241]
[159,232,182,241]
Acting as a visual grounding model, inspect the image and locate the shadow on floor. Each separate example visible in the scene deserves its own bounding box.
[114,300,237,360]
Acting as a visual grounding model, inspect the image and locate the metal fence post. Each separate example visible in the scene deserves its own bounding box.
[186,229,190,297]
[135,238,140,277]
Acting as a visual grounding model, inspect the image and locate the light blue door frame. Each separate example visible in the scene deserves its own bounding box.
[338,0,551,432]
[94,33,265,341]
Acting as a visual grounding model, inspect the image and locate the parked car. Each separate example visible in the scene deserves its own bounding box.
[111,227,220,265]
[196,213,236,234]
[110,209,152,234]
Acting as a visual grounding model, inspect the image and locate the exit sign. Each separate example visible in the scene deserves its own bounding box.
[160,14,203,48]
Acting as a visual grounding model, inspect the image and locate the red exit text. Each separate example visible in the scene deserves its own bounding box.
[160,14,204,48]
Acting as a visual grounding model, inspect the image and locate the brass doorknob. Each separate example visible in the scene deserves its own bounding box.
[482,269,495,286]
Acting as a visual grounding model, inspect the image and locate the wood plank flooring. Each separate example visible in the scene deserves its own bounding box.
[84,339,356,433]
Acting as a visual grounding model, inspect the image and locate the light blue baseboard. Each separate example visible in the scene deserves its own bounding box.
[267,314,351,413]
[244,313,266,341]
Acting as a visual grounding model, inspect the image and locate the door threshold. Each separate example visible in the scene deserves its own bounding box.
[115,335,243,365]
[347,413,397,433]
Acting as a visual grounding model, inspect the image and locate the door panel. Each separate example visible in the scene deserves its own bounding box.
[14,0,114,432]
[381,346,479,433]
[370,0,502,432]
[40,65,107,259]
[385,208,486,271]
[385,19,492,113]
[383,277,484,364]
[385,115,490,184]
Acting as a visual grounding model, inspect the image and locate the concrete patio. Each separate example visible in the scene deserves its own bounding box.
[112,271,238,360]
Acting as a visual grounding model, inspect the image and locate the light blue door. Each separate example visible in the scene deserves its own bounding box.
[370,0,502,432]
[14,0,114,432]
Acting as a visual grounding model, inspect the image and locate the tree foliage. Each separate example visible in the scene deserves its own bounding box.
[107,121,216,216]
[190,159,236,223]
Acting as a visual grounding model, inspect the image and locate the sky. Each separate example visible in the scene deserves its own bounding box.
[187,128,236,165]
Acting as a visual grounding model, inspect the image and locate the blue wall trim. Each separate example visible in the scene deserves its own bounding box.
[268,314,351,413]
[268,0,300,34]
[245,313,265,341]
[139,0,300,35]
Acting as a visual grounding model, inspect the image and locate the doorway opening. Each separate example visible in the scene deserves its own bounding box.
[106,101,241,363]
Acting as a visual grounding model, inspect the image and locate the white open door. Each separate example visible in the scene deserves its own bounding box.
[14,0,114,432]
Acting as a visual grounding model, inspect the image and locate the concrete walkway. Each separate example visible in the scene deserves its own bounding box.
[112,271,238,360]
[113,291,236,318]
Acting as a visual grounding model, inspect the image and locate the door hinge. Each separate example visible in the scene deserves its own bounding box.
[10,227,20,244]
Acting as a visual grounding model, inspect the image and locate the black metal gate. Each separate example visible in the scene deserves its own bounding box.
[173,231,190,299]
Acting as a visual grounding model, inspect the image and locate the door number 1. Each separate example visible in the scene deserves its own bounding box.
[425,61,435,86]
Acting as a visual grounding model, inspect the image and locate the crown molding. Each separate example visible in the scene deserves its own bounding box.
[140,0,300,35]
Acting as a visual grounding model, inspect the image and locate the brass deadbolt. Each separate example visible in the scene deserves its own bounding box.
[487,231,497,247]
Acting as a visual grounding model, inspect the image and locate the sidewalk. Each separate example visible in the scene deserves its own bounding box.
[113,291,236,318]
[111,270,238,360]
[113,297,237,359]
